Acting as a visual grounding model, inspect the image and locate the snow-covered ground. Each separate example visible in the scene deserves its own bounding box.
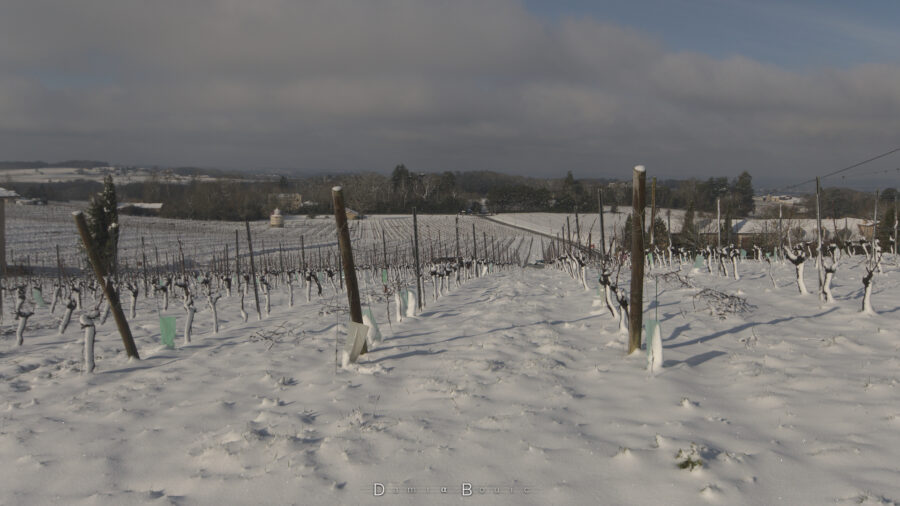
[2,248,900,504]
[5,203,546,269]
[491,209,689,249]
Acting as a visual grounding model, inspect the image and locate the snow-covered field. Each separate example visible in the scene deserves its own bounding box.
[3,231,900,504]
[6,204,546,269]
[491,209,687,249]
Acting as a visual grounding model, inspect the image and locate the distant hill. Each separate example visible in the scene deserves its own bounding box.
[0,160,109,170]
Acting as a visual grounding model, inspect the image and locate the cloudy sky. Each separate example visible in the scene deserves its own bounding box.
[2,0,899,188]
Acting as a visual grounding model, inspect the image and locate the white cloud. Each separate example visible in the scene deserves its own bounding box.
[0,0,898,181]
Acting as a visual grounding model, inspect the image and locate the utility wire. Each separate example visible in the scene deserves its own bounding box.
[781,146,900,192]
[840,166,900,180]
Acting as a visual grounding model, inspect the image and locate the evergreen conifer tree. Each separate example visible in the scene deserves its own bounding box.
[86,175,119,275]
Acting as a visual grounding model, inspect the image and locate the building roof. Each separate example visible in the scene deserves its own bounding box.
[731,218,866,240]
[118,202,163,210]
[0,187,19,198]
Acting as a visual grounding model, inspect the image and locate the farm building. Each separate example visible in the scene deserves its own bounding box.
[15,198,46,206]
[118,202,163,216]
[728,218,866,247]
[857,220,878,241]
[0,187,20,274]
[270,193,304,212]
[270,208,284,228]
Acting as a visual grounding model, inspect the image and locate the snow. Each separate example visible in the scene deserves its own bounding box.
[3,241,900,504]
[733,217,868,241]
[0,187,19,198]
[118,203,164,211]
[6,204,548,268]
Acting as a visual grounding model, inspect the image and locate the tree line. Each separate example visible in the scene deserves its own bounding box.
[10,164,897,227]
[4,167,754,220]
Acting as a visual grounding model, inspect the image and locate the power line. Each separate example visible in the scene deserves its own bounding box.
[781,146,900,192]
[840,167,900,180]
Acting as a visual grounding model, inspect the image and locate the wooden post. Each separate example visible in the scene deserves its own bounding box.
[667,210,672,250]
[244,221,262,320]
[412,207,423,310]
[778,203,783,252]
[235,229,241,293]
[0,196,6,277]
[332,187,365,331]
[598,188,606,260]
[894,195,898,255]
[629,166,646,355]
[574,207,581,250]
[472,223,479,277]
[649,177,657,247]
[816,177,823,294]
[716,197,721,249]
[873,190,879,250]
[73,211,140,360]
[381,229,388,270]
[140,237,149,294]
[56,244,63,289]
[455,216,461,262]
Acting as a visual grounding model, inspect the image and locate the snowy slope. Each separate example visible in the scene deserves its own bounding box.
[2,256,900,505]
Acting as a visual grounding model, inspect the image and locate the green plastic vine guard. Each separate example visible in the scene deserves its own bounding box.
[160,316,176,349]
[32,289,47,308]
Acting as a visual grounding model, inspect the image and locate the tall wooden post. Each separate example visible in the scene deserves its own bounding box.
[666,210,672,249]
[332,187,364,323]
[472,223,479,277]
[894,195,898,255]
[598,188,606,260]
[381,229,388,270]
[816,177,823,293]
[455,216,461,262]
[0,198,5,320]
[649,177,657,247]
[332,187,366,357]
[244,221,262,320]
[716,197,721,249]
[300,235,306,271]
[629,166,646,355]
[0,197,6,277]
[412,207,423,310]
[235,229,241,293]
[73,211,140,360]
[778,203,783,252]
[873,190,879,249]
[574,207,581,250]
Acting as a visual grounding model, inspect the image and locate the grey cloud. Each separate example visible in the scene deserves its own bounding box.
[0,0,898,184]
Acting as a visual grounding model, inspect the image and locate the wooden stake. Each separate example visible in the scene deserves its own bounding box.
[574,206,581,249]
[73,211,140,360]
[332,187,366,354]
[598,188,606,260]
[413,207,423,310]
[472,223,479,277]
[649,177,657,247]
[244,221,262,320]
[235,229,241,293]
[873,190,879,249]
[716,197,721,249]
[455,216,461,261]
[816,177,823,295]
[629,166,646,355]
